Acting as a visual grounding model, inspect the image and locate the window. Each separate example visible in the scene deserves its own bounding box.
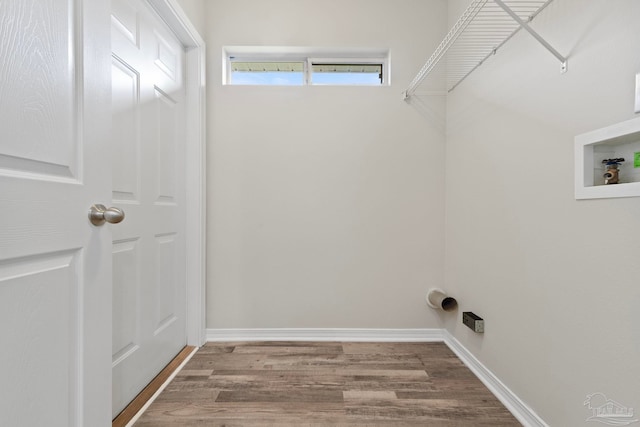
[224,48,389,86]
[230,61,305,85]
[310,62,383,85]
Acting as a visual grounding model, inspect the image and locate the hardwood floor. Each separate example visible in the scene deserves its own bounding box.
[133,342,521,426]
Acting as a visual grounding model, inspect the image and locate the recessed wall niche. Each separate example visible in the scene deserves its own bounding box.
[575,116,640,199]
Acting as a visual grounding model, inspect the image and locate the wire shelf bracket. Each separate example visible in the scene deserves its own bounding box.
[403,0,567,100]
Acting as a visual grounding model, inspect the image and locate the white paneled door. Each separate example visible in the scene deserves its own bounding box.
[0,1,112,426]
[111,0,187,417]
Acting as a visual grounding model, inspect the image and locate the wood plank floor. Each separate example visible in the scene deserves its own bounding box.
[133,342,521,426]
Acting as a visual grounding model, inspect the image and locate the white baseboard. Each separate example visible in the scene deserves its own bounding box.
[206,328,445,342]
[442,330,549,427]
[204,328,547,427]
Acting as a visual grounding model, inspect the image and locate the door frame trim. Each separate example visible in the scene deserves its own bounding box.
[146,0,207,346]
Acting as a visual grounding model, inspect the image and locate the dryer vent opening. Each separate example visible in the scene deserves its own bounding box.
[426,289,457,312]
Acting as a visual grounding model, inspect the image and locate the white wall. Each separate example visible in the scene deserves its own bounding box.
[204,0,448,328]
[444,1,640,426]
[174,0,206,37]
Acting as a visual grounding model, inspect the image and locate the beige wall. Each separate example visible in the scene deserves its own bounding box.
[444,1,640,425]
[195,1,640,424]
[204,0,448,328]
[174,0,206,37]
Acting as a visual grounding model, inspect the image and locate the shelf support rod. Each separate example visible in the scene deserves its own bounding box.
[403,0,489,100]
[492,0,567,73]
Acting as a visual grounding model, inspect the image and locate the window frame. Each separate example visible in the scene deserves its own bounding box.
[224,48,390,87]
[307,57,386,86]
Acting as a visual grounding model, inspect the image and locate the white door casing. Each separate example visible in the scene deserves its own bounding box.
[0,1,112,426]
[111,0,188,416]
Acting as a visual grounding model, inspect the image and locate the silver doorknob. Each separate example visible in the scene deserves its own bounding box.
[89,204,125,226]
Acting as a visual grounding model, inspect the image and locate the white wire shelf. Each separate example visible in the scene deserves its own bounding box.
[403,0,566,99]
